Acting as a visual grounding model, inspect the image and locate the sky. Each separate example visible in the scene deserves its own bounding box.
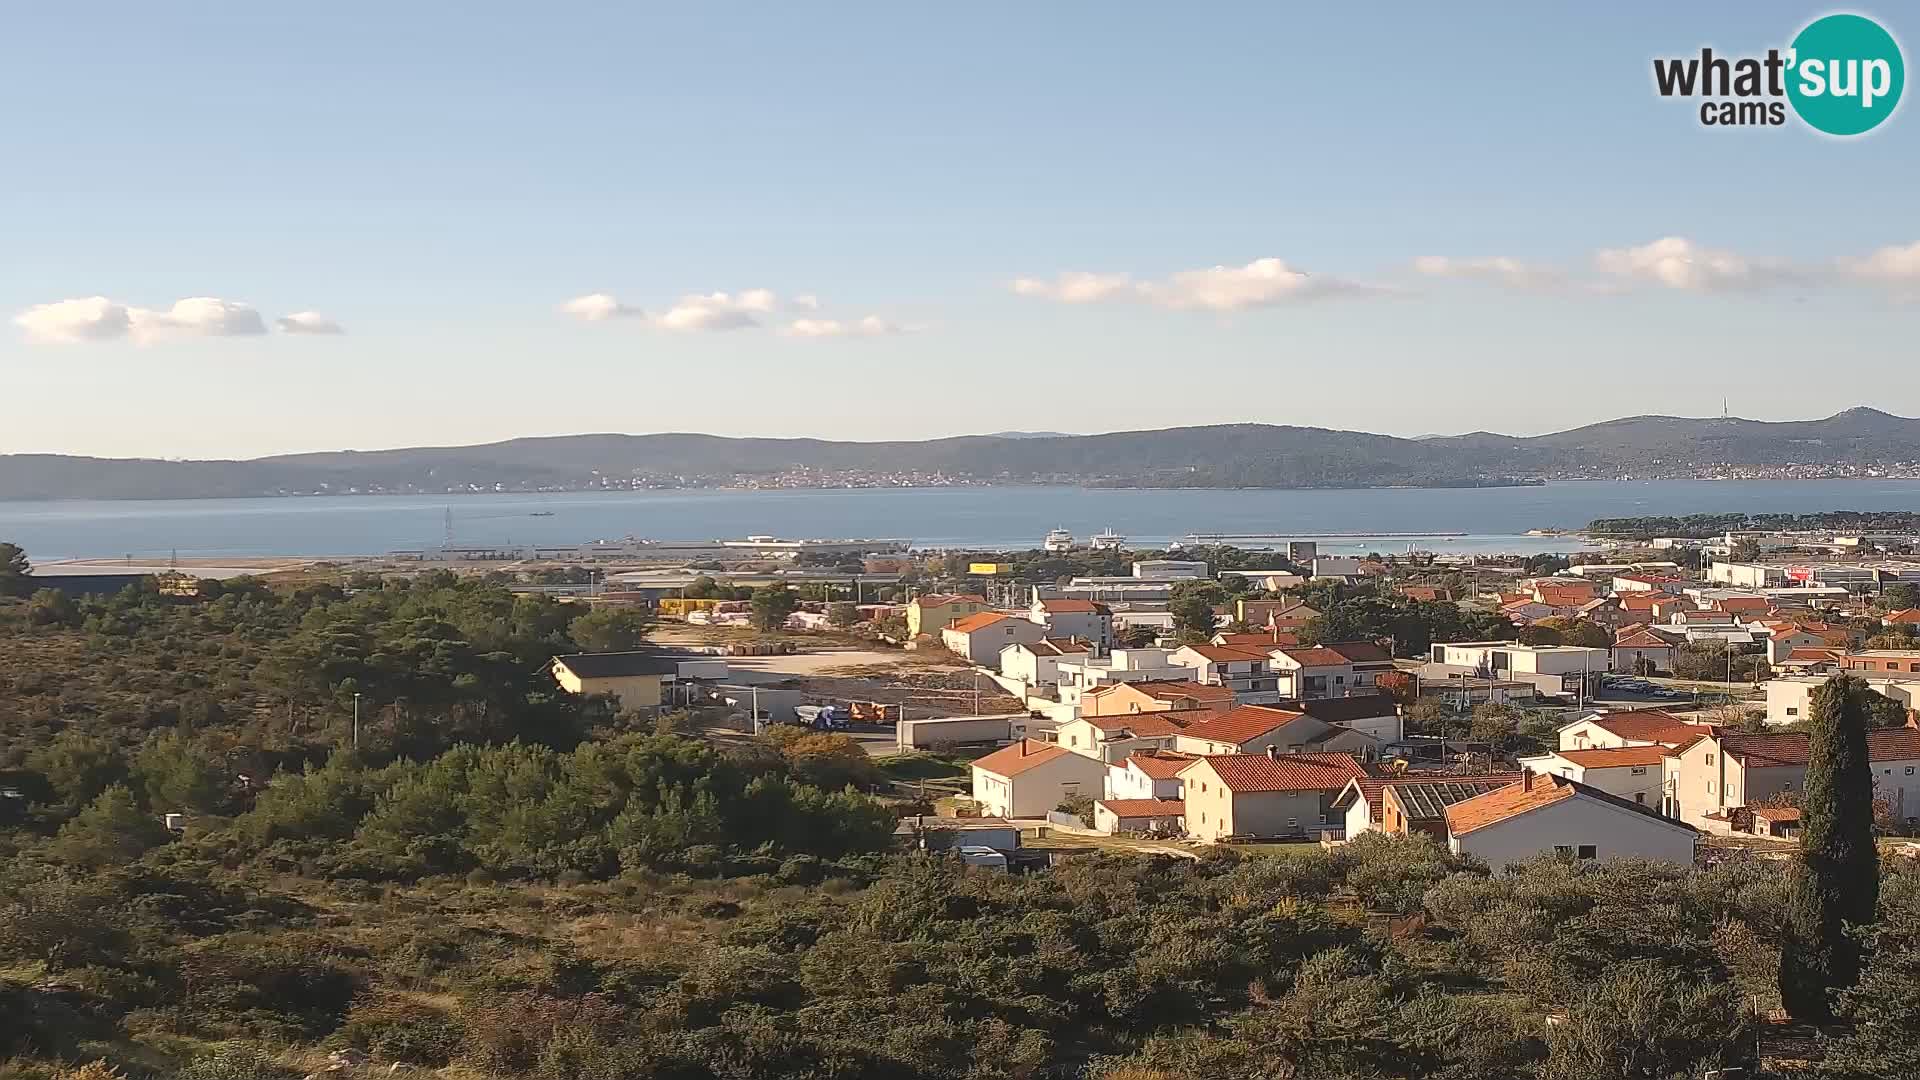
[3,3,1916,459]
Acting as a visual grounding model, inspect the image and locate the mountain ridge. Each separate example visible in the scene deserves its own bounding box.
[3,409,1917,500]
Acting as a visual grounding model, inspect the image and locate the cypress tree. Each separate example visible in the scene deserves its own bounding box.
[1779,674,1880,1020]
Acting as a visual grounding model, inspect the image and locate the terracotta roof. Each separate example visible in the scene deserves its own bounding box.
[1180,705,1310,746]
[1716,597,1772,612]
[1750,805,1802,822]
[1012,637,1091,657]
[1038,598,1109,614]
[1182,644,1273,663]
[1400,585,1451,602]
[1721,730,1920,770]
[946,611,1014,634]
[1124,750,1199,779]
[1887,609,1920,624]
[1185,752,1368,793]
[913,593,986,608]
[1274,646,1353,667]
[1387,776,1529,821]
[1321,640,1393,664]
[1097,798,1185,818]
[1289,694,1400,724]
[1785,647,1845,662]
[1619,594,1660,610]
[1080,710,1205,737]
[1614,628,1672,649]
[1332,777,1392,821]
[1215,631,1302,647]
[1445,773,1695,837]
[970,739,1075,778]
[1553,745,1672,768]
[1136,680,1236,703]
[1581,710,1708,744]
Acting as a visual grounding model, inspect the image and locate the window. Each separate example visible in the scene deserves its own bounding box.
[1630,766,1647,775]
[1287,817,1297,828]
[1318,813,1327,825]
[1706,753,1715,766]
[1577,845,1597,860]
[1553,844,1574,857]
[1707,780,1715,794]
[1069,735,1078,747]
[1787,707,1798,716]
[1635,792,1646,804]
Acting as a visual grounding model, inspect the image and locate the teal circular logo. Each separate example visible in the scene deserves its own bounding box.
[1787,14,1904,135]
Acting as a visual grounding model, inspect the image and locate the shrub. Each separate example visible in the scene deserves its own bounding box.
[335,993,465,1066]
[172,1048,298,1080]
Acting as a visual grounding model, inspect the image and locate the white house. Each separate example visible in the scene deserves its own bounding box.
[1556,709,1712,752]
[1289,694,1405,743]
[1173,705,1378,759]
[969,739,1109,818]
[1092,798,1186,835]
[1000,638,1092,689]
[1105,749,1195,800]
[1431,641,1613,677]
[1514,745,1669,810]
[1030,598,1114,653]
[1269,641,1395,698]
[1170,644,1283,702]
[942,612,1047,667]
[1179,752,1369,842]
[1054,648,1197,704]
[1055,710,1204,763]
[1443,773,1699,871]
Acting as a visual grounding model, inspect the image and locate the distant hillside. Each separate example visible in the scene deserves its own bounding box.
[4,408,1919,499]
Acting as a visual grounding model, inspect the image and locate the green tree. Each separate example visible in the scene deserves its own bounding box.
[25,730,128,811]
[131,732,227,814]
[568,606,651,652]
[1779,674,1880,1020]
[0,541,30,598]
[25,587,79,627]
[827,601,859,629]
[49,784,170,868]
[1169,591,1219,640]
[1882,582,1920,611]
[750,585,801,631]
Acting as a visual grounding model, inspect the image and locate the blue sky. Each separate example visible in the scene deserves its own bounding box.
[3,3,1915,458]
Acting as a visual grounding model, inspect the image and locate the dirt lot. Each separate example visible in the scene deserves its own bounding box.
[649,630,1025,721]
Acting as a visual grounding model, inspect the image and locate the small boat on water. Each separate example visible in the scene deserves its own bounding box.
[1043,528,1074,552]
[530,511,555,517]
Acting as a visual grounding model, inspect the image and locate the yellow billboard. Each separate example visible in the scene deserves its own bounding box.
[969,562,1014,575]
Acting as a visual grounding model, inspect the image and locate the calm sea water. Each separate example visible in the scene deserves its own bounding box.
[5,479,1920,561]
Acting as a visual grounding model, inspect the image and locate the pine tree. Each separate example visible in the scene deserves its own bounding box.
[1779,674,1880,1020]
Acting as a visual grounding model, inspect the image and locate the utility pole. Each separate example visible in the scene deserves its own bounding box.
[352,692,362,750]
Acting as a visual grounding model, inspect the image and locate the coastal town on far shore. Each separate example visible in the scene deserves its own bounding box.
[24,512,1920,870]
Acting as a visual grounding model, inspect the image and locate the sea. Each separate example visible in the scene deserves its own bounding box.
[5,479,1920,563]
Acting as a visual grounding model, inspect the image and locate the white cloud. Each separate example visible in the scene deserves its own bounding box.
[1593,237,1788,291]
[277,311,344,335]
[789,294,822,312]
[1840,241,1920,283]
[14,296,131,344]
[782,315,905,338]
[561,293,643,321]
[655,290,777,332]
[1012,258,1364,311]
[1010,272,1136,304]
[1412,255,1563,290]
[14,295,268,345]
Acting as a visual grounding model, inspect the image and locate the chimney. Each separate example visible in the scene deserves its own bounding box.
[1266,744,1280,760]
[1521,767,1535,791]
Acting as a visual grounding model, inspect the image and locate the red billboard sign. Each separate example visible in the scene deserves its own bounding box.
[1787,566,1814,583]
